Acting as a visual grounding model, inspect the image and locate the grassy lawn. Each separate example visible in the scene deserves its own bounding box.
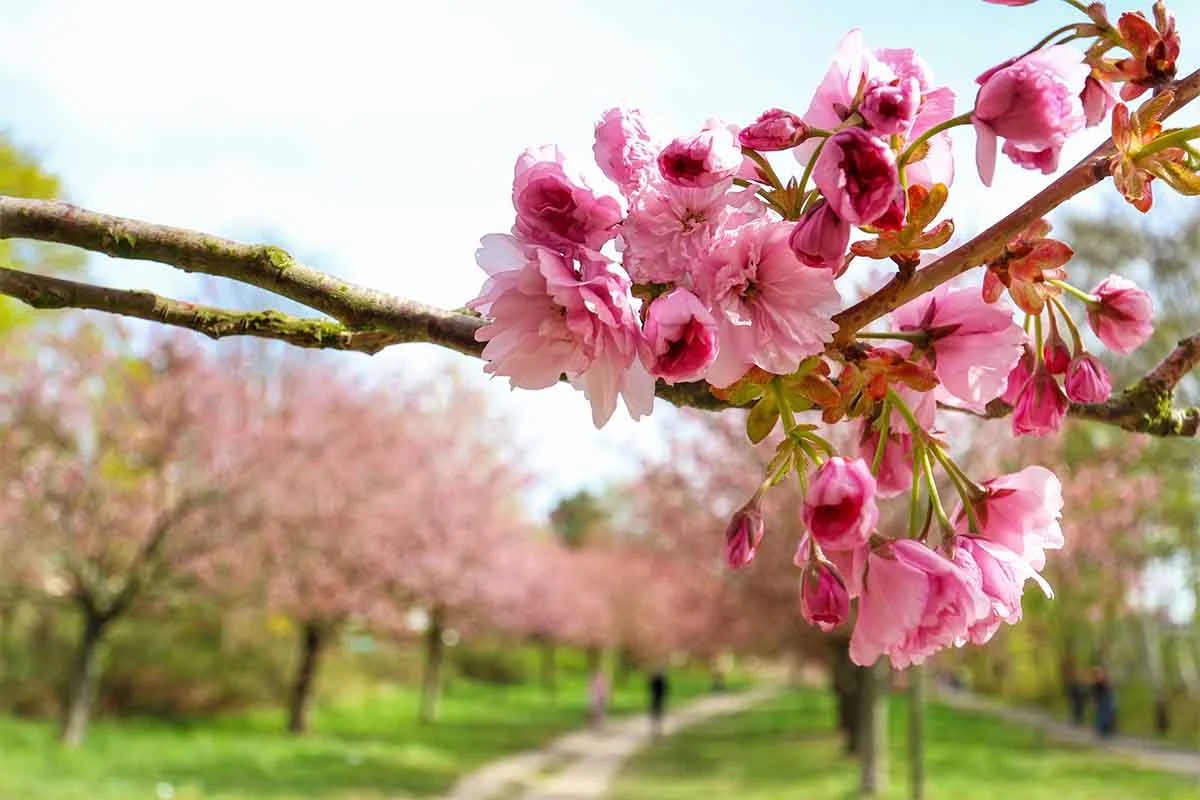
[0,670,721,800]
[609,688,1200,800]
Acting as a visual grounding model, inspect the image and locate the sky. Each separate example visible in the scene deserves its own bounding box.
[0,0,1195,516]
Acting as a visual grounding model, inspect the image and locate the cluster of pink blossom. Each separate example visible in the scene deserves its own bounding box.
[470,0,1190,667]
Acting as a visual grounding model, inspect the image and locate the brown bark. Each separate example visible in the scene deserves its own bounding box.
[286,622,328,735]
[419,607,446,724]
[60,611,108,747]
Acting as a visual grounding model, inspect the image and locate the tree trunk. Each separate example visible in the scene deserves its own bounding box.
[908,665,926,800]
[286,622,327,735]
[859,661,889,797]
[538,638,557,700]
[615,647,633,688]
[831,640,863,755]
[60,612,108,747]
[419,607,446,724]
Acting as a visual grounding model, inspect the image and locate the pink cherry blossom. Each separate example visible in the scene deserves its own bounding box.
[973,46,1090,185]
[955,465,1065,571]
[861,76,921,135]
[640,288,719,384]
[1011,365,1069,437]
[788,201,850,270]
[802,457,879,551]
[850,539,990,668]
[892,284,1025,411]
[657,125,743,188]
[739,108,809,151]
[857,425,914,499]
[725,497,765,569]
[512,146,623,252]
[956,536,1052,646]
[697,221,841,387]
[812,129,900,225]
[800,561,850,632]
[620,175,764,285]
[1065,353,1112,403]
[1042,326,1071,374]
[1000,346,1035,405]
[594,107,657,196]
[469,234,653,428]
[1087,275,1154,354]
[1081,76,1119,127]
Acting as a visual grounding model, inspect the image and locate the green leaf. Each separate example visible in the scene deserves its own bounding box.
[746,393,780,445]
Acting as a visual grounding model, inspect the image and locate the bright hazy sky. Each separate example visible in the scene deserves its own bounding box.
[0,0,1196,515]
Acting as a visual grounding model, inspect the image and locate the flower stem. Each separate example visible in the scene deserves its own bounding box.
[1137,125,1200,159]
[796,138,828,200]
[898,113,974,168]
[908,439,925,540]
[1049,278,1099,304]
[921,448,954,536]
[929,445,981,535]
[743,148,784,192]
[886,388,924,435]
[871,403,892,476]
[857,330,928,343]
[1033,312,1045,369]
[1025,23,1084,57]
[1049,295,1084,355]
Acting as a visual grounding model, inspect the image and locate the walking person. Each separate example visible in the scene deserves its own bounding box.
[648,668,669,738]
[1091,666,1117,738]
[588,669,609,730]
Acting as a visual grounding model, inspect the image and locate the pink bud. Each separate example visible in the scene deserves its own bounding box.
[1064,353,1112,403]
[1042,328,1071,374]
[802,457,879,551]
[1086,275,1153,354]
[640,288,719,384]
[789,201,851,270]
[725,497,765,570]
[738,108,809,151]
[812,129,900,225]
[871,187,907,232]
[1012,366,1069,437]
[800,561,850,633]
[861,77,921,136]
[657,127,743,188]
[1081,76,1118,127]
[1000,346,1035,405]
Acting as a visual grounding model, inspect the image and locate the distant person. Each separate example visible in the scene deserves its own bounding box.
[1066,671,1087,727]
[588,670,609,730]
[1091,666,1117,737]
[648,668,669,738]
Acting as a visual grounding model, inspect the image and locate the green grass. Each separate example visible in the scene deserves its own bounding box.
[609,689,1200,800]
[0,670,722,800]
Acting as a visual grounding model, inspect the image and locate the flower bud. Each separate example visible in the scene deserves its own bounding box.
[802,457,879,551]
[1001,345,1035,405]
[1012,366,1069,437]
[861,78,921,136]
[738,108,810,151]
[1042,327,1071,374]
[800,561,850,633]
[789,201,850,270]
[1086,275,1153,354]
[1064,353,1112,403]
[657,127,742,188]
[725,496,765,570]
[640,288,719,384]
[812,129,900,225]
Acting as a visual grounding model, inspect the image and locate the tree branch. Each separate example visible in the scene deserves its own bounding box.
[0,198,486,357]
[0,267,403,354]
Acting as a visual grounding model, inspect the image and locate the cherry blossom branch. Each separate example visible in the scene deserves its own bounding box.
[829,67,1200,347]
[953,334,1200,436]
[0,267,404,354]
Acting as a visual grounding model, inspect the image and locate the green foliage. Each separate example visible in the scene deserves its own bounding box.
[549,490,610,548]
[450,643,530,686]
[0,656,718,799]
[611,689,1199,800]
